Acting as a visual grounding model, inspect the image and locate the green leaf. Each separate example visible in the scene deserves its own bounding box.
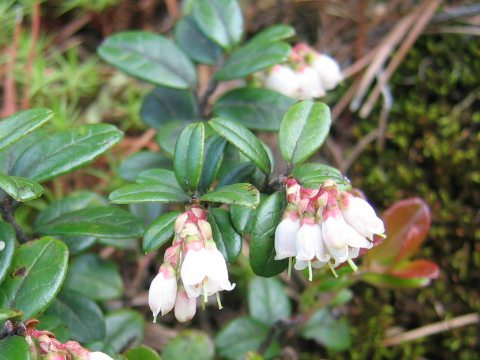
[35,207,144,239]
[0,309,24,323]
[301,308,352,351]
[0,222,15,285]
[248,277,291,326]
[215,42,291,81]
[208,208,242,262]
[141,86,198,129]
[0,336,30,360]
[0,108,54,151]
[198,135,226,193]
[109,183,191,204]
[163,331,214,360]
[0,129,45,176]
[143,211,182,253]
[200,183,259,208]
[279,101,331,165]
[0,237,68,320]
[209,118,271,174]
[230,194,267,234]
[0,173,44,202]
[98,31,197,89]
[215,317,279,360]
[119,151,172,182]
[248,25,295,45]
[174,15,223,65]
[173,123,205,194]
[129,202,164,228]
[45,289,106,343]
[37,315,70,343]
[156,120,191,158]
[125,345,161,360]
[63,254,123,301]
[11,124,123,183]
[104,310,145,353]
[292,163,351,190]
[193,0,243,50]
[217,162,256,188]
[361,272,433,288]
[213,88,295,131]
[86,342,116,357]
[250,192,287,277]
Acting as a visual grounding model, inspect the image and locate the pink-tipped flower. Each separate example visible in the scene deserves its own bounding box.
[322,207,349,266]
[274,210,300,260]
[174,286,197,322]
[294,66,326,100]
[340,192,385,240]
[148,263,178,321]
[265,64,299,98]
[89,352,115,360]
[294,219,321,263]
[311,54,343,90]
[65,341,89,360]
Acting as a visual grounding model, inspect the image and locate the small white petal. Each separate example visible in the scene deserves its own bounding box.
[265,65,299,97]
[181,249,209,285]
[312,54,343,90]
[174,290,197,322]
[274,218,300,260]
[90,352,114,360]
[295,223,321,261]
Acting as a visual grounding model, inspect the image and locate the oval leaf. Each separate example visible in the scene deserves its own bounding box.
[0,309,24,323]
[389,259,439,279]
[215,42,291,81]
[213,88,295,131]
[208,208,242,262]
[45,289,106,343]
[200,183,259,208]
[109,183,191,204]
[209,118,271,174]
[279,101,331,165]
[98,31,197,89]
[230,194,267,234]
[217,162,256,188]
[193,0,243,50]
[0,237,69,319]
[141,86,198,129]
[11,124,123,183]
[0,108,54,151]
[143,211,182,253]
[0,336,30,360]
[248,277,291,326]
[248,25,295,45]
[0,222,16,285]
[292,163,351,190]
[119,151,172,182]
[155,120,191,158]
[173,123,205,194]
[37,315,70,343]
[250,192,287,277]
[104,310,145,353]
[361,272,432,288]
[125,344,161,360]
[163,331,214,360]
[0,173,44,202]
[198,135,227,193]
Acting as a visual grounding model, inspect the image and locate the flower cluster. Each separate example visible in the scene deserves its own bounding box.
[148,205,235,323]
[24,327,112,360]
[264,43,343,100]
[275,178,385,280]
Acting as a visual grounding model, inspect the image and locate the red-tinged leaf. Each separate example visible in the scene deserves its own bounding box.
[361,272,432,289]
[366,198,431,266]
[389,259,440,279]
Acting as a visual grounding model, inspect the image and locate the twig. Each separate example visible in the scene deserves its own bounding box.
[198,78,218,118]
[0,198,28,244]
[383,313,480,346]
[21,1,40,110]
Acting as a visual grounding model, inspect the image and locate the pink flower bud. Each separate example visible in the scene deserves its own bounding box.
[148,263,178,320]
[197,219,213,241]
[174,287,197,322]
[174,212,189,234]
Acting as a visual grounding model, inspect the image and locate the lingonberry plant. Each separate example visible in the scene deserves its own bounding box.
[0,0,440,359]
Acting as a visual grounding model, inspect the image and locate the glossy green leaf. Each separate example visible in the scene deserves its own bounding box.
[208,208,242,262]
[198,135,226,193]
[209,118,271,174]
[200,183,259,208]
[250,192,287,277]
[125,345,161,360]
[141,86,198,129]
[193,0,243,50]
[63,253,123,301]
[119,151,172,182]
[0,108,54,151]
[86,342,116,357]
[215,317,279,360]
[0,309,24,323]
[11,124,123,183]
[0,237,68,320]
[230,194,267,234]
[98,238,137,250]
[0,222,15,285]
[98,31,197,89]
[301,309,352,351]
[135,168,178,185]
[217,162,256,188]
[109,183,190,204]
[143,211,182,253]
[37,315,70,343]
[213,88,295,131]
[174,15,223,65]
[248,277,291,326]
[155,120,191,158]
[129,202,164,228]
[292,163,351,190]
[163,331,214,360]
[0,336,30,360]
[104,310,145,353]
[173,123,205,194]
[279,101,331,165]
[35,207,143,239]
[361,272,431,288]
[215,42,291,81]
[45,289,105,343]
[0,173,44,202]
[0,129,45,176]
[248,25,295,45]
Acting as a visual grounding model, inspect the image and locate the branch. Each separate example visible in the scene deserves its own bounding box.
[0,197,28,243]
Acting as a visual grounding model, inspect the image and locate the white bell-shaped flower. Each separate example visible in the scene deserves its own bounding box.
[148,264,177,320]
[322,208,349,266]
[174,286,197,322]
[90,352,115,360]
[294,66,326,100]
[274,217,300,260]
[265,64,300,97]
[295,221,321,262]
[312,54,343,90]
